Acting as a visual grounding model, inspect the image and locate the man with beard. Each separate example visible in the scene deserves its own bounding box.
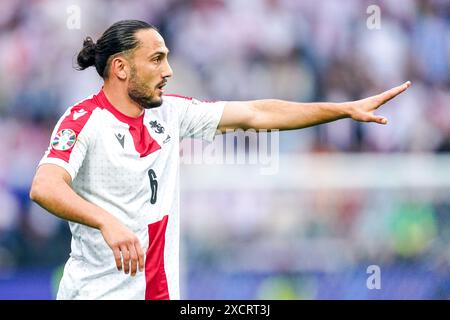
[29,20,411,300]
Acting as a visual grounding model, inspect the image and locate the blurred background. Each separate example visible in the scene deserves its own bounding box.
[0,0,450,299]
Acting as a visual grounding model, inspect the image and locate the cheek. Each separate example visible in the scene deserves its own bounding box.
[134,70,154,89]
[142,70,159,87]
[133,61,153,78]
[141,62,158,75]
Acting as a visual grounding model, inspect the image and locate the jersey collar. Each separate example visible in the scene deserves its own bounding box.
[96,89,145,126]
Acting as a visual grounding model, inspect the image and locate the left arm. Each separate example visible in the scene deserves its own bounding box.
[218,81,411,132]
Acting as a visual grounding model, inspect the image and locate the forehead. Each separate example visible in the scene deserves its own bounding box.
[134,28,168,55]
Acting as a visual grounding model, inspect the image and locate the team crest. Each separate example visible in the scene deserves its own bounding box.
[52,129,77,151]
[149,120,165,134]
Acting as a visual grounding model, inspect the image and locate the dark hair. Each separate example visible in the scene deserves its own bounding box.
[76,20,156,78]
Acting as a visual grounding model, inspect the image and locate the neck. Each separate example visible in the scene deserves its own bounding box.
[102,82,144,118]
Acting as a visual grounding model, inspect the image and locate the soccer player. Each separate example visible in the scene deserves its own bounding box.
[29,20,410,300]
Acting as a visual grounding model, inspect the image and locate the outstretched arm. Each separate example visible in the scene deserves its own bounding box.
[218,81,411,132]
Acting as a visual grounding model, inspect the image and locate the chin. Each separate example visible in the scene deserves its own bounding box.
[143,97,163,109]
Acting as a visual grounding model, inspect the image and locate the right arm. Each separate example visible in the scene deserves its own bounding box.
[29,163,144,276]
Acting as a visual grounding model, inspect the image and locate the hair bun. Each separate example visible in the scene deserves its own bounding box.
[76,36,96,70]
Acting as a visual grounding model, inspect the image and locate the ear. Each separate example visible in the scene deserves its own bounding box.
[110,56,128,80]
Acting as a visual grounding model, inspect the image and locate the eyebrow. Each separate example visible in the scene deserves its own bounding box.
[149,50,170,58]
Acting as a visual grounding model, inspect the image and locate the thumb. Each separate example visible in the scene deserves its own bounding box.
[371,115,388,125]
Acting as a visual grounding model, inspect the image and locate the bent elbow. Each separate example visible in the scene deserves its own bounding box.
[29,164,70,205]
[29,176,45,203]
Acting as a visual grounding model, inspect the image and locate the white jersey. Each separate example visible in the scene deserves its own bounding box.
[38,89,225,300]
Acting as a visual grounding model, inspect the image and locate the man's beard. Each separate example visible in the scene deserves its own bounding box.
[128,67,163,109]
[128,88,163,109]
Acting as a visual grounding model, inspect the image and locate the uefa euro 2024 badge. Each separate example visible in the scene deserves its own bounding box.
[52,129,77,151]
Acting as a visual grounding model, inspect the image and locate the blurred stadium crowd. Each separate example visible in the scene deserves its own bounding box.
[0,0,449,299]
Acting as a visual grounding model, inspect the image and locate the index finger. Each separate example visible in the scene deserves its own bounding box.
[377,81,411,105]
[134,240,145,272]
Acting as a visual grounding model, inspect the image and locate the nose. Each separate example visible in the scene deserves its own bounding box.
[162,60,173,79]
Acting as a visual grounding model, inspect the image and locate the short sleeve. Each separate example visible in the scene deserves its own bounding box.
[165,95,225,142]
[38,104,97,181]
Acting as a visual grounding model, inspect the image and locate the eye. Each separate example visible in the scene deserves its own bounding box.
[153,56,162,63]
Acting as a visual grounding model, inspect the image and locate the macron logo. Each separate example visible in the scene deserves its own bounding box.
[73,109,88,121]
[115,133,125,148]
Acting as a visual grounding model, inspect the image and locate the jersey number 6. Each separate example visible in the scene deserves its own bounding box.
[148,169,158,204]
